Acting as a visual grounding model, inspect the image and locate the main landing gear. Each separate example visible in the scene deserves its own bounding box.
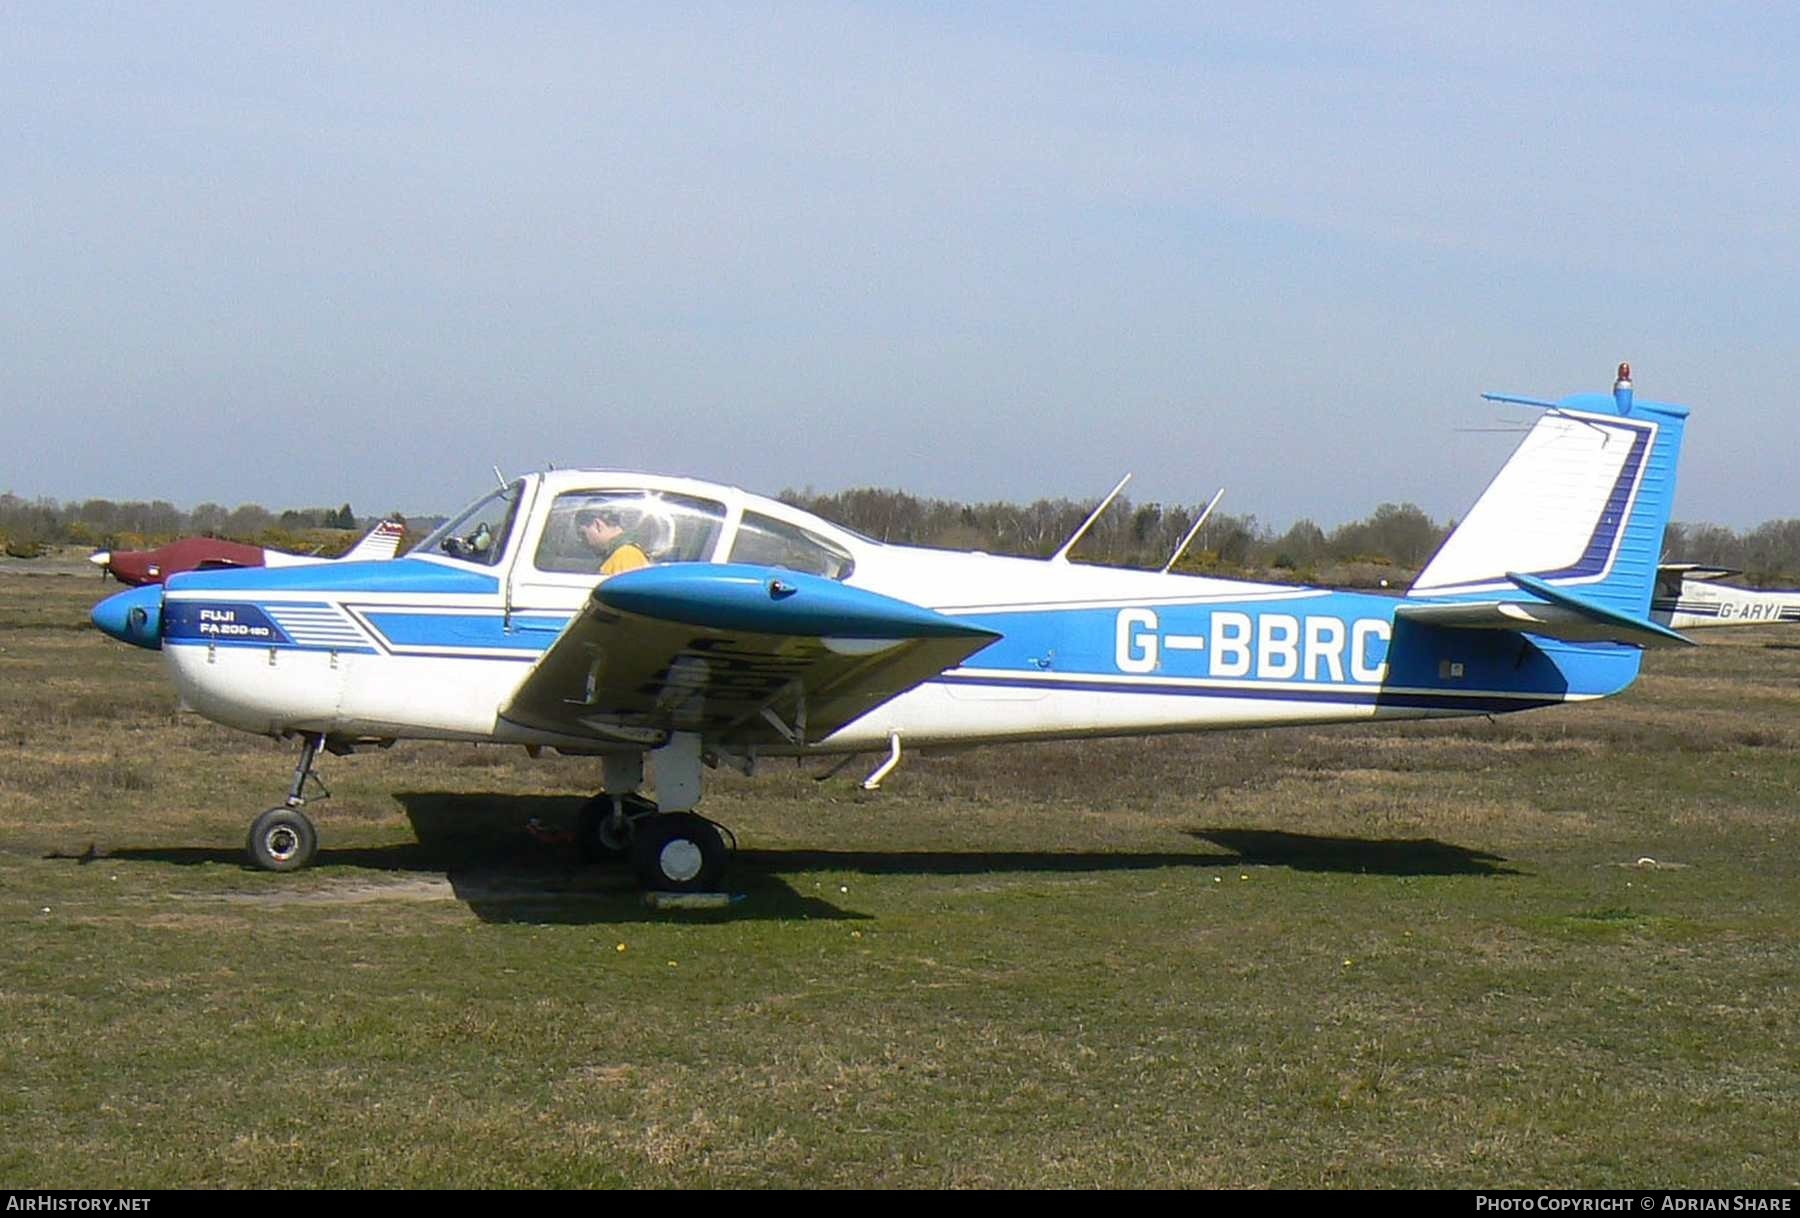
[575,793,731,891]
[246,731,326,872]
[579,734,733,892]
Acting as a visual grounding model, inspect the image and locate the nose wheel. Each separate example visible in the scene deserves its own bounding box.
[247,806,318,872]
[246,732,326,872]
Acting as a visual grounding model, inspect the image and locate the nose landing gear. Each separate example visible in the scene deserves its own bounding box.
[246,732,326,872]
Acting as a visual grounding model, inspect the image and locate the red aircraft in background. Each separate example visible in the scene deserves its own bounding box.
[91,519,406,586]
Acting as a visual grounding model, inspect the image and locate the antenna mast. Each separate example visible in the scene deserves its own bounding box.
[1160,487,1226,574]
[1051,474,1132,564]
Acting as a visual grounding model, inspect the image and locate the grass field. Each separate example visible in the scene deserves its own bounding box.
[1,572,1796,1188]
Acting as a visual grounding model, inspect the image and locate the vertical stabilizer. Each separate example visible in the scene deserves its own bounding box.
[342,519,407,562]
[1409,366,1688,620]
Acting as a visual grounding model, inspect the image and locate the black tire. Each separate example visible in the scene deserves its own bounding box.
[631,812,728,893]
[575,792,654,862]
[247,806,318,872]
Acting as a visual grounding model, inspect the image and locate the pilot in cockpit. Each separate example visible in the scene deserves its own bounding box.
[579,505,654,577]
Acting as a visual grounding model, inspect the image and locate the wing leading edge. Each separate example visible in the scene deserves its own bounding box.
[500,564,1000,749]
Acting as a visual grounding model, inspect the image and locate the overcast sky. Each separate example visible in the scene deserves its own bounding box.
[5,3,1797,529]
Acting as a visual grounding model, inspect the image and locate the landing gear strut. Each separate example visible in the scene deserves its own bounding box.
[246,732,325,872]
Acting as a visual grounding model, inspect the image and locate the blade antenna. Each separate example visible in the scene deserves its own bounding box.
[1160,486,1226,575]
[492,465,510,492]
[1051,474,1132,564]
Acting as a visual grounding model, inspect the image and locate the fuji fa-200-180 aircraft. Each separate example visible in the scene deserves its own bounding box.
[92,366,1690,893]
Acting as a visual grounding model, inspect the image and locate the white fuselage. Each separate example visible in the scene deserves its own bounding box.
[156,469,1612,758]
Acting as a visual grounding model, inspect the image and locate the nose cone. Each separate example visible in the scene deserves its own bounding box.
[91,585,164,650]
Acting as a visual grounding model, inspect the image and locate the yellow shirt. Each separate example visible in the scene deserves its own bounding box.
[600,543,649,576]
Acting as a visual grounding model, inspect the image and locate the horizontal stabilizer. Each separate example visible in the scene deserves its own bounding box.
[1659,562,1739,584]
[1397,570,1692,648]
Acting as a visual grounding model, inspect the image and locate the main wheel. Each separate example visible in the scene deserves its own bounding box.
[247,806,318,872]
[575,792,655,862]
[631,812,728,893]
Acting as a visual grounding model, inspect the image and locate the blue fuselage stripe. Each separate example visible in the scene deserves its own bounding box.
[930,671,1560,713]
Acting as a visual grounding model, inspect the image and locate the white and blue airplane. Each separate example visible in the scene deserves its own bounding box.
[1652,564,1800,630]
[92,365,1689,892]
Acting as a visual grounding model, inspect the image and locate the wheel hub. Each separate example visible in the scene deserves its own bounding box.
[658,838,704,883]
[265,827,300,862]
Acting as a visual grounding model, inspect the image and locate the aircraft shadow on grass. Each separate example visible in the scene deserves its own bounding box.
[1185,828,1518,876]
[397,795,1525,887]
[90,792,1516,924]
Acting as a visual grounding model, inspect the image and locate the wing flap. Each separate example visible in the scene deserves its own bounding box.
[500,564,999,747]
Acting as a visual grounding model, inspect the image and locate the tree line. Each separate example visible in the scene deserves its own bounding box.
[779,487,1452,580]
[5,487,1800,586]
[0,494,386,559]
[779,487,1800,586]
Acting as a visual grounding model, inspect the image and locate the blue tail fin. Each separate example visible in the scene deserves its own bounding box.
[1409,366,1688,620]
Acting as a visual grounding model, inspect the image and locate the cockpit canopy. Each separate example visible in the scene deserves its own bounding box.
[729,510,854,579]
[534,490,726,574]
[416,474,859,581]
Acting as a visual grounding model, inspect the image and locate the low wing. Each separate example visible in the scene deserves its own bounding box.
[500,564,999,748]
[1397,570,1692,649]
